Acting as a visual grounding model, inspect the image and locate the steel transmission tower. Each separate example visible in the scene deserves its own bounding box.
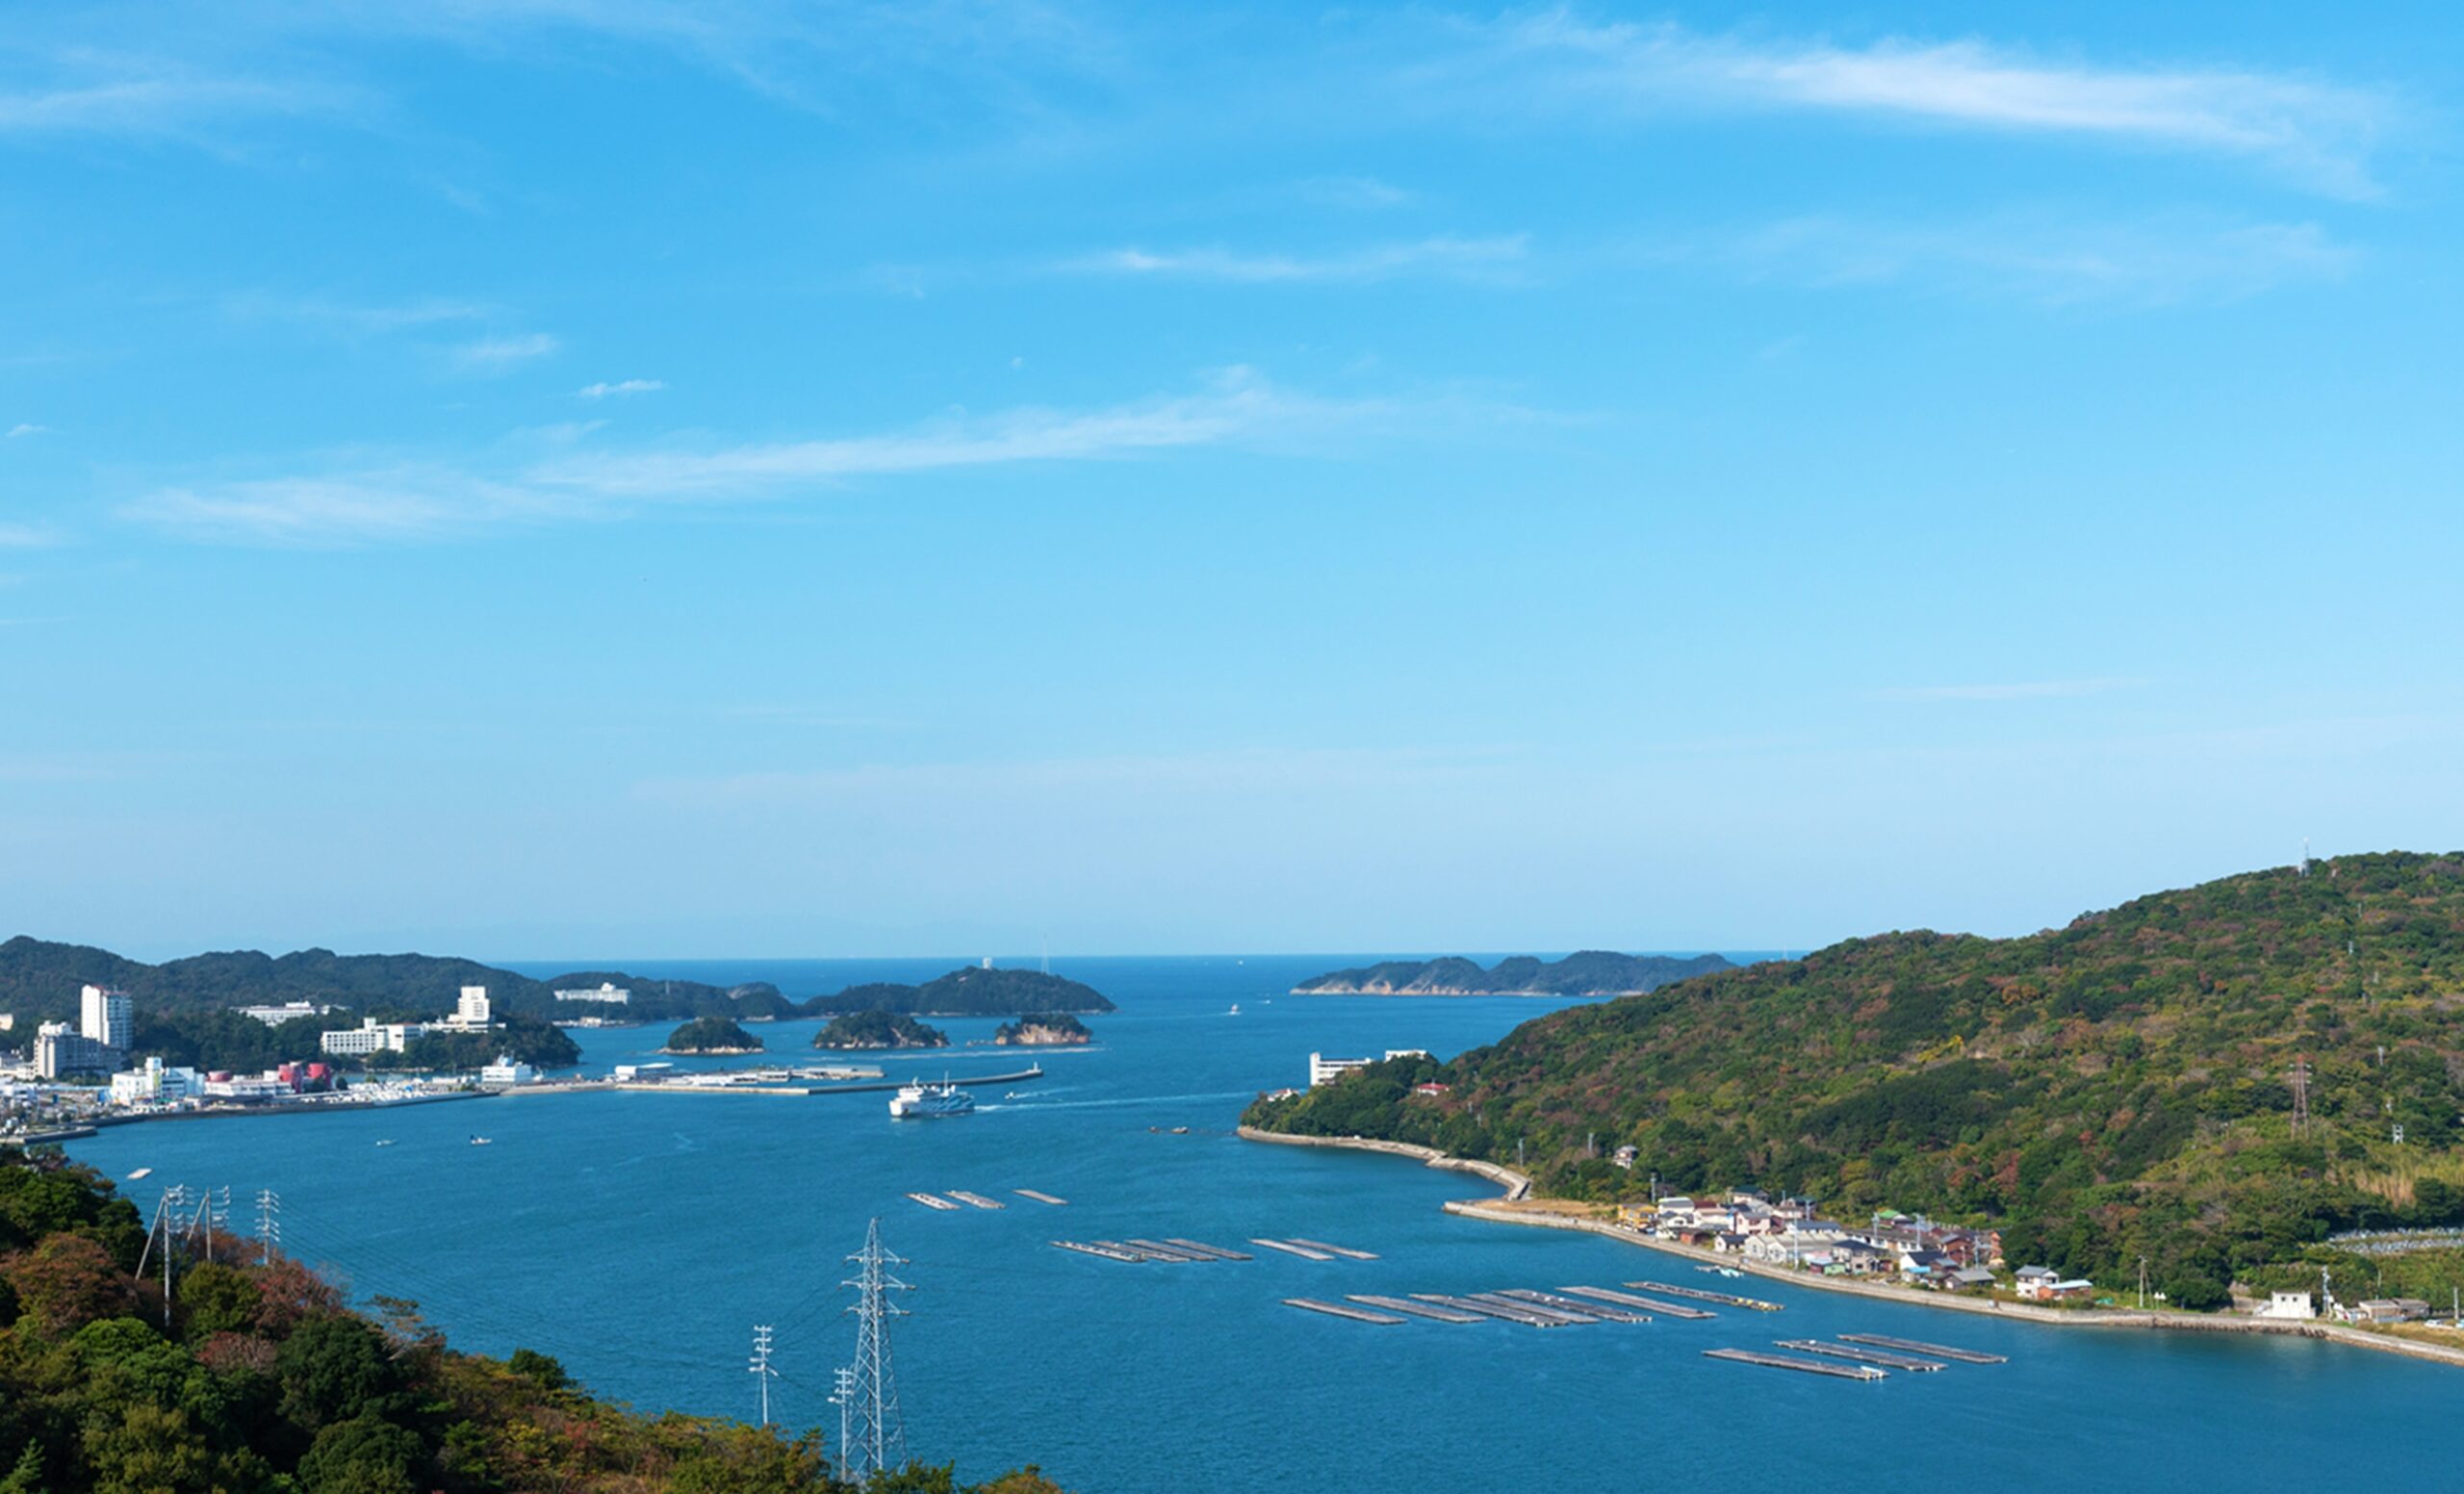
[840,1219,911,1481]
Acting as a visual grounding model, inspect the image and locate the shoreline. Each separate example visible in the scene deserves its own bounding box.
[1238,1126,2464,1372]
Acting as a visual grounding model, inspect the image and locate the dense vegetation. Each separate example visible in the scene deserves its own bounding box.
[666,1017,764,1053]
[0,939,781,1025]
[1248,854,2464,1310]
[813,1013,949,1050]
[116,1008,581,1077]
[1293,950,1734,996]
[808,969,1114,1018]
[0,1153,1065,1492]
[992,1015,1091,1045]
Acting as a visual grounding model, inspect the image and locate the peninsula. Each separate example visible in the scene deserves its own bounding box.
[1248,853,2464,1323]
[1292,950,1732,996]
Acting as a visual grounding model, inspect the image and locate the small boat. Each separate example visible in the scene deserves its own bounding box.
[374,1140,396,1147]
[127,1167,153,1180]
[1228,1003,1241,1015]
[1170,1126,1190,1135]
[469,1136,494,1146]
[889,1078,975,1120]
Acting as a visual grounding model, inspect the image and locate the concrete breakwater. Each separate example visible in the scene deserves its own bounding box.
[1238,1126,2464,1371]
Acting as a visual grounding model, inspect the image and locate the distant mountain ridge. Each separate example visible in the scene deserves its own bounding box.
[0,936,777,1024]
[808,966,1116,1017]
[1292,950,1735,996]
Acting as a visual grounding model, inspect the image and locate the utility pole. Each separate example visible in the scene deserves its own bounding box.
[831,1367,857,1483]
[160,1185,187,1326]
[255,1189,281,1266]
[748,1326,777,1427]
[840,1219,911,1481]
[2138,1256,2148,1310]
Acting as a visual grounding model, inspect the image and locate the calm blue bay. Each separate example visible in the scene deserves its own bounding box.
[64,957,2451,1491]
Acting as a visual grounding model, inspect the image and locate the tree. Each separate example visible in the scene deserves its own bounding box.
[3,1231,136,1336]
[295,1415,424,1494]
[275,1317,402,1432]
[177,1262,264,1340]
[507,1347,572,1391]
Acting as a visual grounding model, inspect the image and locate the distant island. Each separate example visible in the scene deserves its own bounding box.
[994,1013,1092,1046]
[813,1011,949,1050]
[809,966,1115,1017]
[1292,950,1734,997]
[662,1016,763,1054]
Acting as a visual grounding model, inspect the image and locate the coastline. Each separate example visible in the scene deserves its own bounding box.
[1238,1126,2464,1371]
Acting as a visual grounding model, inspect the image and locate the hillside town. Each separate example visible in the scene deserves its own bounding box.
[0,982,535,1140]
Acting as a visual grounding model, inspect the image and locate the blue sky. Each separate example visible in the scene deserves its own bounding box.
[3,2,2458,960]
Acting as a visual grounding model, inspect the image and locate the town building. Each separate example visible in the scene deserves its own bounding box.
[480,1054,537,1085]
[80,985,133,1052]
[235,1001,332,1026]
[2253,1290,2316,1321]
[554,982,631,1005]
[439,985,495,1030]
[35,1022,117,1079]
[319,1018,429,1056]
[1306,1049,1429,1087]
[110,1057,205,1106]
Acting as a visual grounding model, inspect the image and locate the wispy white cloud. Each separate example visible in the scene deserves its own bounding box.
[1435,15,2393,194]
[0,522,64,549]
[120,370,1423,546]
[1059,234,1529,285]
[0,64,352,141]
[451,332,560,371]
[1879,679,2144,703]
[6,424,50,439]
[578,378,665,399]
[1681,215,2352,306]
[224,292,488,335]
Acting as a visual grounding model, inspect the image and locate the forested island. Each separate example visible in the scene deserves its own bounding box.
[0,1152,1065,1492]
[994,1014,1092,1046]
[814,1012,950,1050]
[663,1017,763,1054]
[809,966,1114,1017]
[1292,950,1733,996]
[1248,853,2464,1311]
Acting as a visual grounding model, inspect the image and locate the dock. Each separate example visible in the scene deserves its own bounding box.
[1630,1278,1784,1311]
[1705,1348,1885,1380]
[1286,1298,1407,1325]
[1121,1238,1214,1262]
[1413,1293,1576,1327]
[1348,1294,1485,1324]
[1250,1238,1338,1261]
[1499,1288,1649,1323]
[947,1191,1007,1210]
[1838,1333,2006,1364]
[1014,1189,1068,1205]
[906,1192,961,1211]
[1464,1292,1597,1326]
[1285,1238,1378,1260]
[1050,1240,1144,1262]
[1779,1339,1943,1371]
[1165,1238,1254,1261]
[1560,1285,1715,1320]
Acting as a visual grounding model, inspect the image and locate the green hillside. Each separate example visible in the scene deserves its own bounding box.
[0,1153,1065,1492]
[808,967,1116,1017]
[1246,852,2464,1307]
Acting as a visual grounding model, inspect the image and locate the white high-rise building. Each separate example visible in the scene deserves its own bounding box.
[80,985,132,1051]
[446,985,493,1029]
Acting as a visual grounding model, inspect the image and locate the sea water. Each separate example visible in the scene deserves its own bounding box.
[64,956,2455,1492]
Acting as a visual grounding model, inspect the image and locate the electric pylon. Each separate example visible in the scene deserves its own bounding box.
[256,1189,282,1265]
[840,1219,911,1480]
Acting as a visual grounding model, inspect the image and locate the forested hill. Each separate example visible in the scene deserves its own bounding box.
[1293,950,1733,995]
[0,1153,1065,1492]
[1246,852,2464,1306]
[0,937,777,1023]
[808,966,1116,1017]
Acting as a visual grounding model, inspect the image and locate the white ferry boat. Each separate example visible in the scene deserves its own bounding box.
[889,1078,975,1119]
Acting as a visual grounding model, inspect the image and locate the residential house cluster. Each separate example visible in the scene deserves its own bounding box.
[1612,1190,2056,1295]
